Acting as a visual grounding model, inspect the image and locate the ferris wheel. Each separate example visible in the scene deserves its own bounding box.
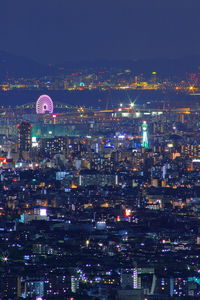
[36,95,54,114]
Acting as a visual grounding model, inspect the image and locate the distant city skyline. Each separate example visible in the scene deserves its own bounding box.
[0,0,199,64]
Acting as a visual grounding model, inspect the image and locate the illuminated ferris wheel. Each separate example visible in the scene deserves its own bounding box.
[36,95,54,114]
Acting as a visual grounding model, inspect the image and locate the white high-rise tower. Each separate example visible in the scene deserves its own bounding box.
[142,121,149,148]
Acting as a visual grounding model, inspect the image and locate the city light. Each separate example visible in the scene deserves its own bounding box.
[124,209,132,217]
[40,208,47,216]
[0,2,199,300]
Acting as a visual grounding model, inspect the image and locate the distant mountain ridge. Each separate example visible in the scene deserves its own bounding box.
[0,51,199,78]
[0,51,49,78]
[58,56,200,77]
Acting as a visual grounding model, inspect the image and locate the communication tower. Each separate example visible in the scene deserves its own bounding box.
[142,121,149,148]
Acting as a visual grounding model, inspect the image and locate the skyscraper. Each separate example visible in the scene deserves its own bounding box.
[18,121,32,153]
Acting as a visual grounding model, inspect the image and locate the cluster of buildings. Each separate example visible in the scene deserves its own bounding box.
[1,95,200,299]
[0,68,199,92]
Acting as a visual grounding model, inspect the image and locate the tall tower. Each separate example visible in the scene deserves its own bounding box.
[18,121,32,154]
[142,121,149,148]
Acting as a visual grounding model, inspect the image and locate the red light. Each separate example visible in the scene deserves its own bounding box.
[124,209,132,217]
[52,114,57,119]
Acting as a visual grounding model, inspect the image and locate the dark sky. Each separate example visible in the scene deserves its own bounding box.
[0,0,199,64]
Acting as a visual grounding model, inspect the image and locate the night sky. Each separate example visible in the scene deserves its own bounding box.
[0,0,199,64]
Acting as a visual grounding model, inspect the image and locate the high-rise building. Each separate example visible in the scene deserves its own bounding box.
[71,276,79,293]
[18,121,32,154]
[41,136,67,156]
[23,280,44,298]
[133,266,138,289]
[121,267,139,289]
